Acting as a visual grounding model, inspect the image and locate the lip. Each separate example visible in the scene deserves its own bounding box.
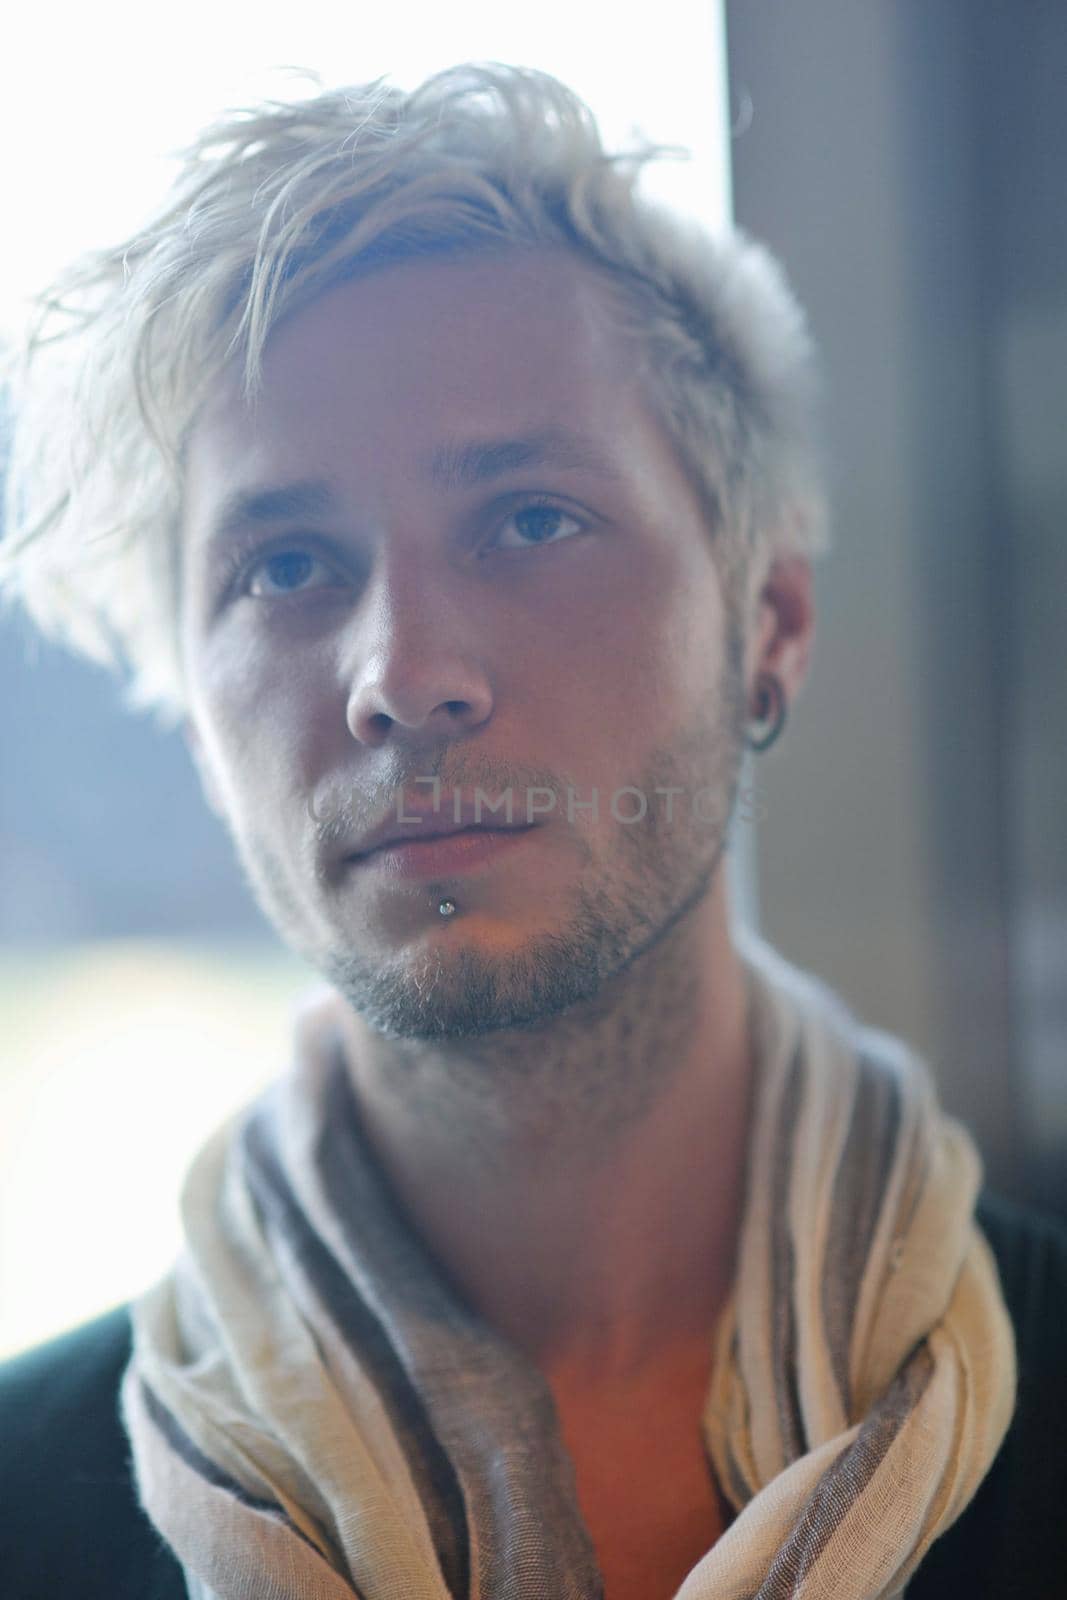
[346,823,538,879]
[347,798,539,858]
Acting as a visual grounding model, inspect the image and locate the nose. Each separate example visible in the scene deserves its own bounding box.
[344,571,494,747]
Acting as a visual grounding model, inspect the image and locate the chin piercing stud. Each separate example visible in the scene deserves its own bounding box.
[438,899,457,917]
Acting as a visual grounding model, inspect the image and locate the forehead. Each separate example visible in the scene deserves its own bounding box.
[275,245,634,391]
[186,249,646,497]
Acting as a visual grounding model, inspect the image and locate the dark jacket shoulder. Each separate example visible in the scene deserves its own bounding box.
[908,1190,1067,1597]
[0,1304,185,1600]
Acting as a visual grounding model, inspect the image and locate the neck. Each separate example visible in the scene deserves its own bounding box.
[333,874,755,1381]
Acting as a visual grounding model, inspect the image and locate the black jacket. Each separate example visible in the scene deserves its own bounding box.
[1,1192,1065,1599]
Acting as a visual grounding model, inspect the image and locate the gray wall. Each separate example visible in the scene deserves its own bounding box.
[727,0,1067,1210]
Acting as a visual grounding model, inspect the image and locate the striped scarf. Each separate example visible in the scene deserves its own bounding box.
[121,935,1016,1599]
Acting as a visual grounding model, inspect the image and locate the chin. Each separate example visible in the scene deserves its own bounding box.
[319,932,606,1041]
[316,882,644,1040]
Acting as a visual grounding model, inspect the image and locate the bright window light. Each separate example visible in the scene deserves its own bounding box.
[0,2,729,337]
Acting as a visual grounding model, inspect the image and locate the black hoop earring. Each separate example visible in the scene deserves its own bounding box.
[746,672,787,753]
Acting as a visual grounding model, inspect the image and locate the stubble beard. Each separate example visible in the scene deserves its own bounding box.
[225,598,750,1045]
[309,636,750,1042]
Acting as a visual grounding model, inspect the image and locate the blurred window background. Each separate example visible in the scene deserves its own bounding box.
[2,0,1065,1360]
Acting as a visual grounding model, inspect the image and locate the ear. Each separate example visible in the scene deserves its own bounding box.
[745,553,816,708]
[181,717,227,820]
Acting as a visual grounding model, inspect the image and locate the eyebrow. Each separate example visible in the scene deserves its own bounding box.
[422,426,624,489]
[203,428,622,552]
[205,480,339,552]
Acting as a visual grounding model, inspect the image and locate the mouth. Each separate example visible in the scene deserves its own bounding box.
[346,822,539,879]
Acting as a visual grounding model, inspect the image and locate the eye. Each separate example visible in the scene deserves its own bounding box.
[243,546,337,599]
[492,499,585,551]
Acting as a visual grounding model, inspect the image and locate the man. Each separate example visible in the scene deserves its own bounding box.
[0,62,1063,1600]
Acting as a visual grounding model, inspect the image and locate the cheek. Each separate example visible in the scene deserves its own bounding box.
[534,541,726,761]
[187,625,338,817]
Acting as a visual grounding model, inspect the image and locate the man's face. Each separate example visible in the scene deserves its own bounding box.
[180,248,749,1038]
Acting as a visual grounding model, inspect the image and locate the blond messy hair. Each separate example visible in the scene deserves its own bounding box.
[0,61,826,729]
